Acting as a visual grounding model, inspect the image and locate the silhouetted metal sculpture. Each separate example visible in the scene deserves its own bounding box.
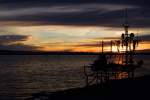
[84,10,143,86]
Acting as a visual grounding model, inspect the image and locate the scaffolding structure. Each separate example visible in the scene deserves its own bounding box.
[84,10,143,86]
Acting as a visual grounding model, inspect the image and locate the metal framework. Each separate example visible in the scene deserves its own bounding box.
[84,10,143,86]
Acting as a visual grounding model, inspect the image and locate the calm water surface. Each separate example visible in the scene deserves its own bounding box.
[0,55,149,100]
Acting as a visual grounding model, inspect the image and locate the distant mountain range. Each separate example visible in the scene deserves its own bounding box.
[0,50,97,55]
[0,50,149,55]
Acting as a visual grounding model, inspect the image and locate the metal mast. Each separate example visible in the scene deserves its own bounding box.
[123,9,129,65]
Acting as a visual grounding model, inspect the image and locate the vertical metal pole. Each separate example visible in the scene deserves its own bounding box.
[124,9,129,65]
[111,41,112,53]
[102,41,104,53]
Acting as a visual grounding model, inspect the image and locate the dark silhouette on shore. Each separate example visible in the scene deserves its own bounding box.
[83,9,144,86]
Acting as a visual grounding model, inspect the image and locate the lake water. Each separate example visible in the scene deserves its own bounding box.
[0,55,149,100]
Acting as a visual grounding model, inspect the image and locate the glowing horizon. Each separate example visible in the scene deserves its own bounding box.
[0,25,149,53]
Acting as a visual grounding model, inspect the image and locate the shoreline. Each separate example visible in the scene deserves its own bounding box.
[26,75,150,100]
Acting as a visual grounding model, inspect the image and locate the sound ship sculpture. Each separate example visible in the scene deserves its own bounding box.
[84,10,143,86]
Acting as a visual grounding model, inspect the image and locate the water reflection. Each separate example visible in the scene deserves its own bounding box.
[0,55,149,100]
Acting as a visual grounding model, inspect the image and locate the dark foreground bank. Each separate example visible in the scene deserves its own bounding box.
[26,75,150,100]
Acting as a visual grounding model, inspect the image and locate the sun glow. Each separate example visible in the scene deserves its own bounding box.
[0,25,149,52]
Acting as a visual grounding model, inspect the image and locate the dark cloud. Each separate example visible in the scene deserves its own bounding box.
[0,0,149,8]
[76,34,150,48]
[0,0,149,27]
[139,34,150,42]
[0,35,30,44]
[0,35,41,51]
[94,37,120,40]
[0,43,41,51]
[75,41,113,47]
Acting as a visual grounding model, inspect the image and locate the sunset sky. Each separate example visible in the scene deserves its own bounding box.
[0,0,150,52]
